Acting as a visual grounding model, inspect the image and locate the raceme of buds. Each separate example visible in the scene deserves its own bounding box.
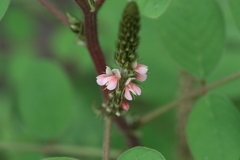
[96,2,147,117]
[114,1,140,71]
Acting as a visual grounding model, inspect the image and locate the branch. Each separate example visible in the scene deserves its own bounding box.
[38,0,70,26]
[0,142,121,159]
[103,117,111,160]
[139,71,240,126]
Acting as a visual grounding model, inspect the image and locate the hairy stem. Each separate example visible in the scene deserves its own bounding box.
[0,142,121,159]
[139,71,240,126]
[176,71,196,159]
[103,117,112,160]
[37,0,70,26]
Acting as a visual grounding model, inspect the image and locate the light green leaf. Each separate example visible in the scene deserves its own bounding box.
[0,0,9,20]
[117,146,165,160]
[228,0,240,31]
[187,93,240,160]
[131,0,171,19]
[43,158,78,160]
[17,60,74,139]
[156,0,225,78]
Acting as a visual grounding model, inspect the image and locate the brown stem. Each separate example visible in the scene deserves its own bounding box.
[73,0,140,148]
[139,71,240,126]
[38,0,70,26]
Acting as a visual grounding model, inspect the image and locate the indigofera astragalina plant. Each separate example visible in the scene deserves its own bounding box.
[96,2,148,116]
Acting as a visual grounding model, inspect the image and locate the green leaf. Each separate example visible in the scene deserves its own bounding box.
[43,158,78,160]
[130,0,170,19]
[17,59,74,139]
[117,146,165,160]
[0,0,9,20]
[156,0,225,78]
[187,93,240,160]
[228,0,240,31]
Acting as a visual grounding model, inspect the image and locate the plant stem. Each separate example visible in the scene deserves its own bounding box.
[176,71,195,159]
[37,0,70,26]
[73,0,140,148]
[0,142,121,159]
[139,71,240,126]
[103,117,112,160]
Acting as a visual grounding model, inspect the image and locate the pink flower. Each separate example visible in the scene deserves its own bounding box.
[132,61,148,82]
[96,66,121,90]
[124,78,141,101]
[122,101,130,110]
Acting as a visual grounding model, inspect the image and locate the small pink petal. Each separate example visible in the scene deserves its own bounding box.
[136,74,147,82]
[135,64,148,74]
[130,83,141,95]
[122,101,130,110]
[96,74,107,85]
[124,87,132,100]
[102,76,114,85]
[106,77,118,90]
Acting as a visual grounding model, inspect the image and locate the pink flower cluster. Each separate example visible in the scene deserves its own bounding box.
[96,62,148,111]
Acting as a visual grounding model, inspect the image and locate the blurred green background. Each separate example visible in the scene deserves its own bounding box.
[0,0,240,160]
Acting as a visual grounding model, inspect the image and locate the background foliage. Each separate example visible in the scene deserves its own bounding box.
[0,0,240,160]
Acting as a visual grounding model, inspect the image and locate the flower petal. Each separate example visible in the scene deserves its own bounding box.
[135,64,148,74]
[106,76,118,90]
[102,76,114,85]
[130,83,141,95]
[122,101,130,110]
[106,66,113,76]
[125,77,136,85]
[112,69,121,78]
[96,74,107,86]
[124,87,132,100]
[136,74,147,82]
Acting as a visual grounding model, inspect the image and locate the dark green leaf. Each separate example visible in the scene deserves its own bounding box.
[117,146,165,160]
[156,0,225,78]
[187,93,240,160]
